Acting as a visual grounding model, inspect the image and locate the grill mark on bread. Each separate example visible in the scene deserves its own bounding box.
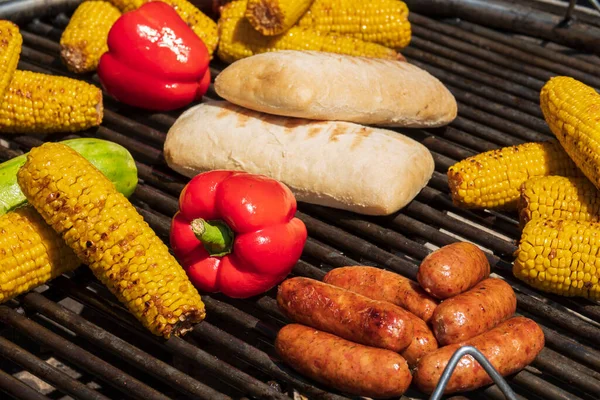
[350,127,373,149]
[283,116,309,133]
[307,126,322,138]
[329,125,349,142]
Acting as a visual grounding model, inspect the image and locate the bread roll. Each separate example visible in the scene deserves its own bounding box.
[164,100,434,215]
[214,50,457,128]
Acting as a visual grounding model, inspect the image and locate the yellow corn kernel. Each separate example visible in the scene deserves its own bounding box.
[245,0,314,35]
[519,176,600,227]
[60,1,121,73]
[0,70,103,134]
[17,143,205,338]
[514,218,600,300]
[217,0,398,63]
[297,0,411,49]
[447,141,582,210]
[541,76,600,192]
[0,21,22,104]
[106,0,218,55]
[0,206,80,303]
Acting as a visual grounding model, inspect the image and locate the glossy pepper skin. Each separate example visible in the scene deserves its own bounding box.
[97,1,210,111]
[170,171,308,298]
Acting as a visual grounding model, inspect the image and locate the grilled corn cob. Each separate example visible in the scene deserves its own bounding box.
[297,0,411,49]
[0,206,80,303]
[541,76,600,192]
[519,176,600,227]
[0,21,22,103]
[17,143,205,338]
[245,0,314,35]
[0,70,103,134]
[447,141,581,210]
[514,218,600,300]
[218,0,398,63]
[60,1,121,73]
[106,0,218,55]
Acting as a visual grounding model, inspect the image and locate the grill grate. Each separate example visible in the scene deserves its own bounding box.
[0,6,599,400]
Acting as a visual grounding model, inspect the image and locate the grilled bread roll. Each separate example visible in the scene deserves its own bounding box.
[214,50,457,128]
[164,100,434,215]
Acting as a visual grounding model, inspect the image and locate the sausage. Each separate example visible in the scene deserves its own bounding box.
[277,277,414,352]
[418,242,490,299]
[401,312,439,368]
[323,266,438,322]
[414,316,544,394]
[276,324,412,398]
[432,278,517,345]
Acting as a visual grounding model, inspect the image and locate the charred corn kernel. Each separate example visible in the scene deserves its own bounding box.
[106,0,218,55]
[297,0,411,49]
[514,218,600,300]
[60,2,121,73]
[218,0,398,63]
[447,141,582,210]
[541,77,600,191]
[519,176,600,227]
[0,70,103,134]
[0,206,80,303]
[245,0,314,35]
[0,21,22,104]
[17,143,205,338]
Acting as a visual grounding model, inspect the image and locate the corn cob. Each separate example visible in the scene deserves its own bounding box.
[447,141,582,210]
[519,176,600,227]
[0,70,103,134]
[217,0,398,63]
[106,0,218,55]
[17,143,205,338]
[245,0,314,35]
[514,218,600,300]
[60,1,121,74]
[297,0,411,49]
[541,76,600,192]
[0,21,22,105]
[0,206,80,303]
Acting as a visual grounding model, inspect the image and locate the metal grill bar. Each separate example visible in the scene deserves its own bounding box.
[0,336,110,400]
[20,293,232,400]
[0,368,51,400]
[410,13,600,88]
[0,306,171,400]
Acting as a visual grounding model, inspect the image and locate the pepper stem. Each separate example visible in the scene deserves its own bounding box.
[190,218,234,257]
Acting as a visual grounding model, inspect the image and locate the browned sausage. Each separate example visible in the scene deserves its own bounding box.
[418,242,490,299]
[414,316,544,394]
[432,278,517,345]
[277,277,414,352]
[276,324,412,398]
[323,266,438,322]
[401,312,439,368]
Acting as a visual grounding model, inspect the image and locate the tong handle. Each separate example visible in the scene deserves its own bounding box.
[429,345,518,400]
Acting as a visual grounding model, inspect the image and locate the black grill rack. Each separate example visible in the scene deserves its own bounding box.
[0,3,599,400]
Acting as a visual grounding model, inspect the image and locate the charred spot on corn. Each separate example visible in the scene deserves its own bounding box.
[218,0,398,63]
[16,143,205,337]
[60,1,122,73]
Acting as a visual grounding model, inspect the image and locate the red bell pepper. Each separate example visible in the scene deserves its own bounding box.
[97,1,210,111]
[170,171,308,298]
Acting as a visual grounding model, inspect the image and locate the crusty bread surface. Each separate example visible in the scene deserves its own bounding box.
[214,50,457,128]
[164,100,434,215]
